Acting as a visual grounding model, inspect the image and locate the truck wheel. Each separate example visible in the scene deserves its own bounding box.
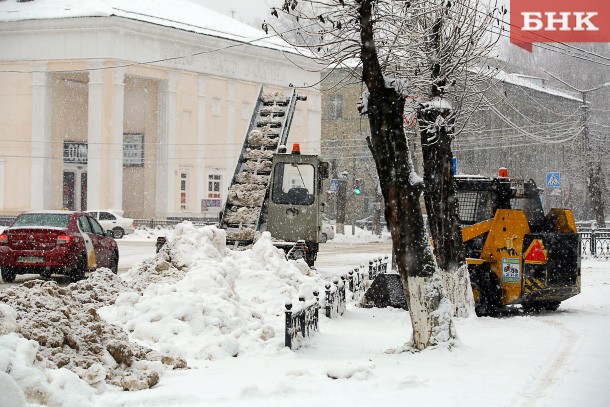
[543,301,560,311]
[112,227,125,239]
[470,267,501,316]
[69,254,87,282]
[305,256,315,268]
[1,266,16,283]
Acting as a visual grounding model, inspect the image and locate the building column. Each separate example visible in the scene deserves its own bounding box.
[30,63,53,210]
[156,72,177,218]
[225,80,236,196]
[197,75,207,212]
[112,68,125,210]
[87,61,104,210]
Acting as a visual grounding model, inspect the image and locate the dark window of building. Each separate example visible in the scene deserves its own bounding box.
[328,95,343,119]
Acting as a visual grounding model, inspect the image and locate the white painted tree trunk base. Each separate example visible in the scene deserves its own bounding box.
[441,264,475,318]
[406,271,456,350]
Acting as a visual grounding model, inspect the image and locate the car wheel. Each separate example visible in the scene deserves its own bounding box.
[112,227,125,239]
[321,233,328,243]
[69,254,87,282]
[110,251,119,274]
[1,266,16,283]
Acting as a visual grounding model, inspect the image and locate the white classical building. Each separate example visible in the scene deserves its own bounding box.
[0,0,321,219]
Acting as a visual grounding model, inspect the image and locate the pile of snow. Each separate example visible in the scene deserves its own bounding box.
[0,271,187,404]
[102,223,327,366]
[0,221,342,403]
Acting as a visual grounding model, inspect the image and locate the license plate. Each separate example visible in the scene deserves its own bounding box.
[18,256,43,264]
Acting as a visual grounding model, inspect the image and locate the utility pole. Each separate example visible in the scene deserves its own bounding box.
[351,155,356,236]
[543,70,609,227]
[336,171,348,234]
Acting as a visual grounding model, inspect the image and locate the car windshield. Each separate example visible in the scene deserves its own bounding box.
[12,213,71,228]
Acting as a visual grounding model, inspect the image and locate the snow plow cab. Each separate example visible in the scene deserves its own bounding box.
[457,171,581,315]
[265,147,329,266]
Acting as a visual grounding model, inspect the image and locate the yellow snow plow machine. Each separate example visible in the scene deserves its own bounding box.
[363,168,581,316]
[457,169,581,315]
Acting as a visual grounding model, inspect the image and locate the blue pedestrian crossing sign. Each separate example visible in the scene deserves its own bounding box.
[329,178,339,193]
[546,172,561,188]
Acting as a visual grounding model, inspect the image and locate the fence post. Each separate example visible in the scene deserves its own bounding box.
[313,290,319,330]
[368,260,373,280]
[325,283,332,318]
[591,229,597,257]
[348,270,354,295]
[383,255,388,273]
[285,302,293,348]
[299,296,306,337]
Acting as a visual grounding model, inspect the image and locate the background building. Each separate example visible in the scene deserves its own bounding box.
[0,0,321,219]
[320,65,586,226]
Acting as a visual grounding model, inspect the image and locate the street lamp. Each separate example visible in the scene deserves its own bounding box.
[543,70,610,227]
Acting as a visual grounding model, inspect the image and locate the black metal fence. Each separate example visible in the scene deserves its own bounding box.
[347,266,366,300]
[325,278,346,318]
[579,229,610,257]
[133,217,218,228]
[284,292,320,349]
[368,256,389,280]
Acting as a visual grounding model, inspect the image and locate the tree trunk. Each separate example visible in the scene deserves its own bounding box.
[590,162,606,228]
[418,105,473,317]
[358,0,454,348]
[365,87,455,349]
[413,15,473,318]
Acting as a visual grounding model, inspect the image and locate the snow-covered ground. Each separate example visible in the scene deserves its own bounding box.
[1,223,609,406]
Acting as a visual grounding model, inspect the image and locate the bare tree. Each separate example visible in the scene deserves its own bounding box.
[272,0,457,350]
[391,0,503,316]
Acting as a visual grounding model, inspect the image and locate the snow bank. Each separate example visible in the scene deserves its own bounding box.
[101,224,327,367]
[0,222,338,402]
[0,271,187,403]
[330,225,391,244]
[123,226,173,242]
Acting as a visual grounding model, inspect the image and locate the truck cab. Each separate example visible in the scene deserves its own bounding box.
[267,144,329,266]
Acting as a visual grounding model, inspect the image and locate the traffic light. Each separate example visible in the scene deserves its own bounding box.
[353,178,362,195]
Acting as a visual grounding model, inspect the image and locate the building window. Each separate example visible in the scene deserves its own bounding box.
[123,133,144,167]
[180,172,188,210]
[208,174,221,199]
[202,173,223,211]
[328,95,343,120]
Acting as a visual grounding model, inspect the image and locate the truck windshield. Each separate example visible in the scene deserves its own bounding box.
[456,190,493,225]
[272,163,315,205]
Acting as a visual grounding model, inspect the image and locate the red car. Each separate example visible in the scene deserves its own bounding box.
[0,210,119,283]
